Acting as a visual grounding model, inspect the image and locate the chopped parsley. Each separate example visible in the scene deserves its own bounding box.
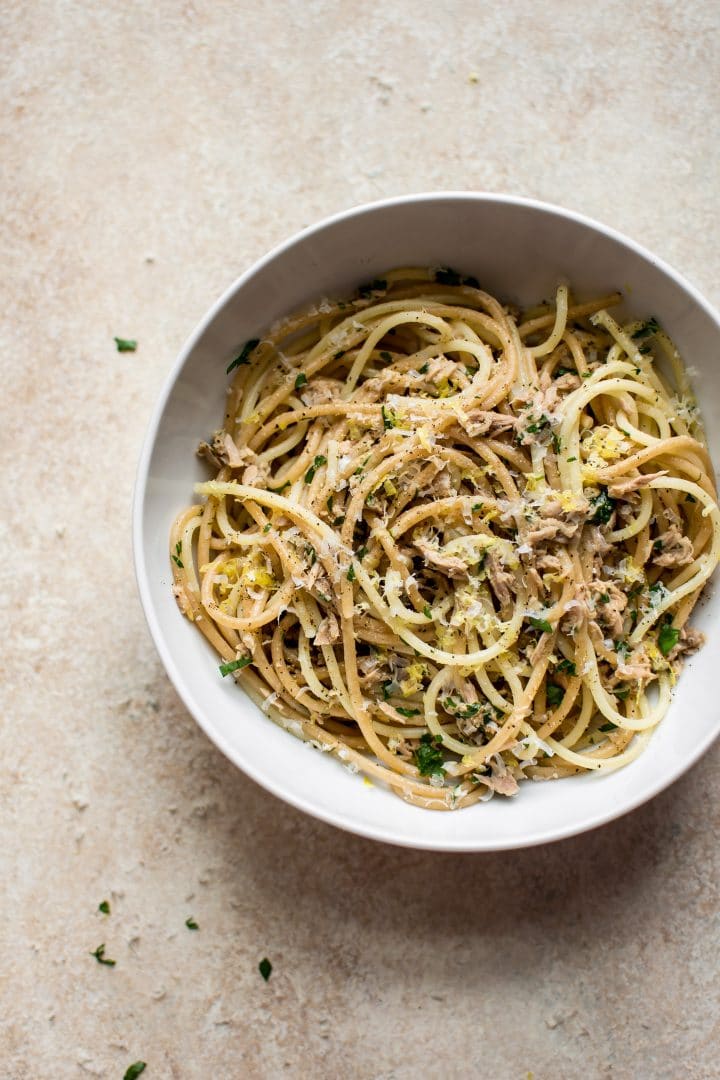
[356,545,368,560]
[347,564,356,582]
[566,456,577,462]
[304,454,327,484]
[555,366,573,377]
[546,682,564,706]
[123,1065,147,1080]
[418,362,429,374]
[380,350,392,362]
[396,706,421,717]
[334,349,346,359]
[615,686,631,700]
[185,917,199,930]
[263,523,272,533]
[90,944,115,967]
[423,604,432,619]
[114,337,137,352]
[259,957,273,981]
[358,278,387,298]
[653,538,664,551]
[381,681,393,700]
[98,900,110,915]
[226,338,260,374]
[454,702,482,720]
[685,493,697,504]
[599,721,618,732]
[294,372,307,389]
[632,317,660,340]
[219,656,252,677]
[598,592,610,604]
[269,481,290,494]
[615,640,630,660]
[413,733,444,777]
[658,623,680,656]
[525,414,550,434]
[171,540,183,568]
[527,615,553,633]
[381,405,396,430]
[551,431,562,453]
[555,658,577,676]
[589,488,616,525]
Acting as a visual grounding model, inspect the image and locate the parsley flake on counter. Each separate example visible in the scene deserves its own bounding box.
[114,337,137,352]
[123,1064,147,1080]
[90,943,115,966]
[219,656,252,677]
[185,917,199,930]
[259,957,273,981]
[226,338,260,374]
[98,900,110,915]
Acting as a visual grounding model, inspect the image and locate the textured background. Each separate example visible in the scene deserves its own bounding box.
[2,2,719,1077]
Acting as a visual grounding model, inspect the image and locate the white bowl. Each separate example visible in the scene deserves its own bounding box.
[133,192,720,851]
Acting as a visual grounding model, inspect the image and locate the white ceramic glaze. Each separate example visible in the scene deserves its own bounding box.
[133,193,720,851]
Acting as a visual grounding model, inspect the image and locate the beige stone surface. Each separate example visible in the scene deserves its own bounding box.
[2,1,719,1077]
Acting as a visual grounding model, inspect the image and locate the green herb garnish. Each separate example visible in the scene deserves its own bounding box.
[555,658,577,676]
[114,337,137,352]
[546,683,564,706]
[381,405,396,430]
[590,488,616,525]
[380,351,392,362]
[413,733,444,777]
[615,640,630,660]
[98,900,110,915]
[259,957,272,981]
[551,431,562,453]
[632,317,660,340]
[123,1064,147,1080]
[418,362,429,374]
[615,686,630,700]
[294,373,307,389]
[219,656,252,677]
[658,623,680,656]
[356,545,368,560]
[226,338,260,374]
[171,540,183,569]
[396,707,421,717]
[347,564,356,582]
[304,454,327,484]
[528,615,553,633]
[599,722,618,732]
[185,917,199,930]
[90,944,115,966]
[598,592,610,604]
[423,604,432,619]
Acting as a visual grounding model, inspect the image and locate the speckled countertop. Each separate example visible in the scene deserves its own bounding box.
[3,2,719,1077]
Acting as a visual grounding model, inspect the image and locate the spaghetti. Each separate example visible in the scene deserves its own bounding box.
[170,268,720,810]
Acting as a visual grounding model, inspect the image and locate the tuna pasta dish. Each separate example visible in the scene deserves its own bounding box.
[170,268,720,810]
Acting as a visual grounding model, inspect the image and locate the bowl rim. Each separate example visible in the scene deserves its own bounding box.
[132,190,720,851]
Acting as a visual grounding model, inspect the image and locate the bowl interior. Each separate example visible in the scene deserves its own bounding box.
[135,194,720,850]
